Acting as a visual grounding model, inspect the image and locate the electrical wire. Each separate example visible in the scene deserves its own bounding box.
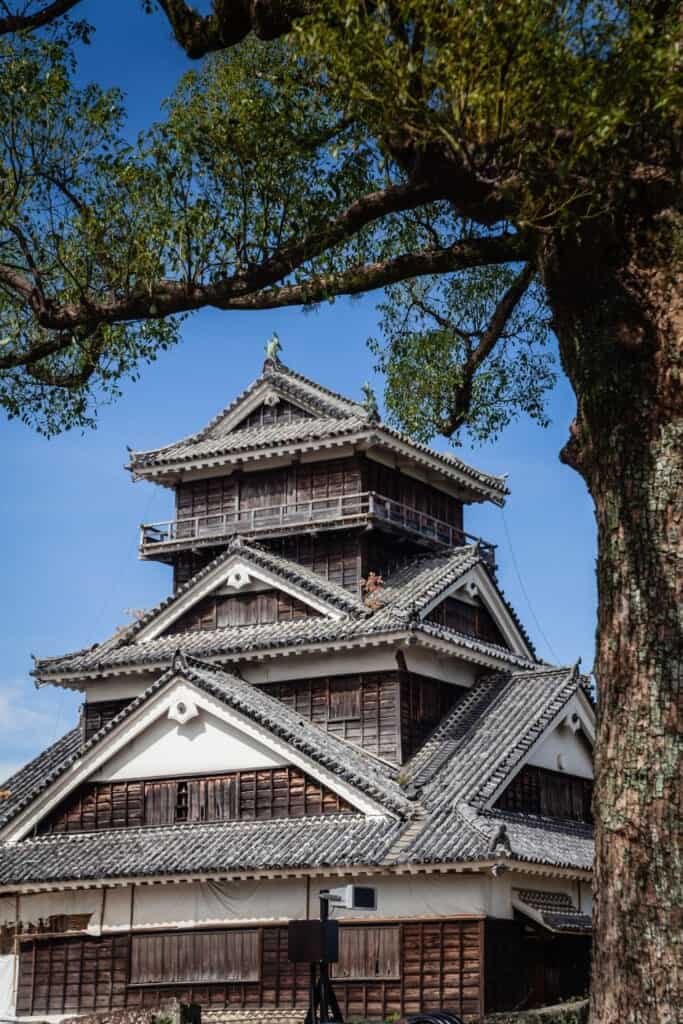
[500,507,561,664]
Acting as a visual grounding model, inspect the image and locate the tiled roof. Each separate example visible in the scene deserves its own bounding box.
[131,415,370,468]
[35,545,537,682]
[127,361,507,504]
[412,665,582,807]
[394,665,594,871]
[0,661,593,884]
[0,815,402,886]
[513,888,592,933]
[375,546,482,616]
[0,728,82,829]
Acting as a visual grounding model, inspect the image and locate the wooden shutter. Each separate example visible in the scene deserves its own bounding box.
[332,926,400,980]
[129,929,260,984]
[328,681,362,721]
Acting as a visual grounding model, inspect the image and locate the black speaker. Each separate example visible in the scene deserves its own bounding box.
[287,920,339,963]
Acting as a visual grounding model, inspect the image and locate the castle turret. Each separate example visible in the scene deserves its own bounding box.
[128,347,504,592]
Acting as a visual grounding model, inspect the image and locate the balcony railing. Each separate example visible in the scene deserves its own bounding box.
[139,491,496,565]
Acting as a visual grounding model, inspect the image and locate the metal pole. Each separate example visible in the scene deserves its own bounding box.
[319,892,329,1024]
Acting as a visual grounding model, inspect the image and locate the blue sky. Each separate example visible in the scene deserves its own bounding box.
[0,2,597,782]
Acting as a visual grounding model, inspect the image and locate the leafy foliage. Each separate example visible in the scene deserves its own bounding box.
[370,266,555,445]
[0,1,679,436]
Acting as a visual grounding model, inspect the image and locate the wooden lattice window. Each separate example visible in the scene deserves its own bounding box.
[129,929,261,985]
[332,926,401,980]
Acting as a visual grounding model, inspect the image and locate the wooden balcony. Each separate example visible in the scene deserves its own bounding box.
[139,491,496,566]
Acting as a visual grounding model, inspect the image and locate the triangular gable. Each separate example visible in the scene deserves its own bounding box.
[136,545,351,643]
[2,659,407,842]
[487,688,595,816]
[191,362,364,441]
[92,692,289,782]
[409,665,593,812]
[525,693,594,778]
[412,559,535,660]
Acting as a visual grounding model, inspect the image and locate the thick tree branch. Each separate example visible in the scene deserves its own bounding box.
[0,0,82,35]
[219,234,528,309]
[0,179,451,373]
[439,261,535,435]
[157,0,305,57]
[0,225,527,373]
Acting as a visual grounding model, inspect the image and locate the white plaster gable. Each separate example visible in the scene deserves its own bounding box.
[526,693,594,779]
[93,696,288,782]
[419,563,535,659]
[136,553,343,643]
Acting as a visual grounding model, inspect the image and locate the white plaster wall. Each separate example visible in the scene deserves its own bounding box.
[528,719,593,778]
[311,873,493,920]
[0,954,16,1018]
[401,650,479,687]
[8,891,104,932]
[244,647,478,687]
[93,708,288,781]
[242,648,399,684]
[85,677,152,702]
[0,898,16,928]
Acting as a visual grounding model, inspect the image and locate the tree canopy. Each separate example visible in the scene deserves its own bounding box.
[0,1,679,435]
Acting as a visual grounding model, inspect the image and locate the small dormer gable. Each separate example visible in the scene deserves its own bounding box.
[402,558,535,660]
[193,358,366,441]
[130,541,362,643]
[493,690,595,823]
[525,692,594,779]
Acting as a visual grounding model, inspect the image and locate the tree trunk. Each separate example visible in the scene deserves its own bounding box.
[540,214,682,1024]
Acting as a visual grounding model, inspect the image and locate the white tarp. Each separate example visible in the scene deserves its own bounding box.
[132,878,308,928]
[0,954,16,1018]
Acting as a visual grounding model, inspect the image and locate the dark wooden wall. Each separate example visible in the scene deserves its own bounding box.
[484,918,590,1012]
[494,765,594,823]
[273,534,363,594]
[37,767,352,835]
[262,673,401,762]
[427,597,508,647]
[362,458,464,529]
[16,919,484,1020]
[399,674,464,760]
[170,458,465,592]
[262,672,462,765]
[166,589,317,633]
[174,534,364,593]
[175,458,363,525]
[83,700,132,743]
[174,458,463,532]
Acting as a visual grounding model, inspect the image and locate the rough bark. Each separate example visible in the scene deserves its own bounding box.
[541,209,682,1024]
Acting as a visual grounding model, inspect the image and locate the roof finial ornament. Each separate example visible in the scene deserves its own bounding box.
[172,649,188,675]
[489,822,512,857]
[263,332,282,371]
[361,381,380,422]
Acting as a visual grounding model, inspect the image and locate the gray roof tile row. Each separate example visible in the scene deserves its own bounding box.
[34,543,535,681]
